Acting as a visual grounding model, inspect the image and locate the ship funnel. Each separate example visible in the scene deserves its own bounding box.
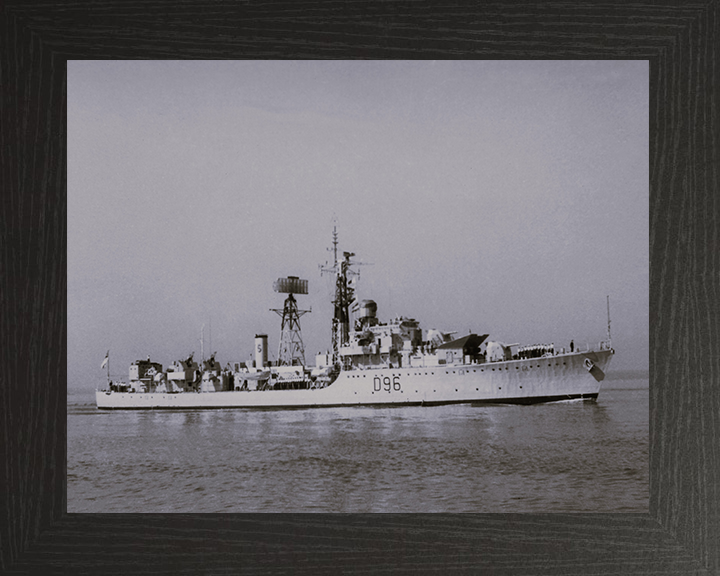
[255,334,268,368]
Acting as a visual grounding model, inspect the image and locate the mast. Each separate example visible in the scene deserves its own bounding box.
[320,223,340,364]
[271,277,310,366]
[331,223,338,272]
[606,295,612,343]
[320,224,359,365]
[336,251,356,351]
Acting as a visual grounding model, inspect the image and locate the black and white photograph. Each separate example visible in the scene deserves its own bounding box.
[67,60,648,513]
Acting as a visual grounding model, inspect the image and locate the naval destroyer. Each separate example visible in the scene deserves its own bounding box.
[96,230,614,410]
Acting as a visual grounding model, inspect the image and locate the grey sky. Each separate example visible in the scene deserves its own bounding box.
[68,61,648,389]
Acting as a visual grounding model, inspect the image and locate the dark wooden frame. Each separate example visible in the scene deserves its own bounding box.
[1,2,717,574]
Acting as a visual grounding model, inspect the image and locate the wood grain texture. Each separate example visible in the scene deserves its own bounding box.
[1,1,717,574]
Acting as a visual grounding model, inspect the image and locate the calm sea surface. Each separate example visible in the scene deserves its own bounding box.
[68,372,648,513]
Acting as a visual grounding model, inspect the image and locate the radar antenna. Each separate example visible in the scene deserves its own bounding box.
[271,276,310,366]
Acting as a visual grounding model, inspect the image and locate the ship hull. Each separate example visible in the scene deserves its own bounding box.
[96,349,613,410]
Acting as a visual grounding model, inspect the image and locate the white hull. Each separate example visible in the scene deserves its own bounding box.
[96,349,613,410]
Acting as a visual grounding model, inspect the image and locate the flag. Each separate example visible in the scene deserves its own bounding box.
[101,351,109,370]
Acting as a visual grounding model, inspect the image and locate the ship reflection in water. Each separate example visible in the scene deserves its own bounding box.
[69,372,648,513]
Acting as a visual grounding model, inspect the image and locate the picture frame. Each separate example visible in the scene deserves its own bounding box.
[1,2,715,573]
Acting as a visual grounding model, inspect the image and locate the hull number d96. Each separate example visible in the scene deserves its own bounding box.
[374,375,401,393]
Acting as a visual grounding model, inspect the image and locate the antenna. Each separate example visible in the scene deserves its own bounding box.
[319,221,339,276]
[606,295,611,342]
[330,218,338,271]
[271,276,310,366]
[320,223,341,363]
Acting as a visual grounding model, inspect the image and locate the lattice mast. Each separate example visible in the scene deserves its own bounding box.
[271,276,310,366]
[320,224,340,364]
[320,225,366,366]
[336,251,356,353]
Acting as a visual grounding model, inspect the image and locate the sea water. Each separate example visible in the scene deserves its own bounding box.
[67,371,648,513]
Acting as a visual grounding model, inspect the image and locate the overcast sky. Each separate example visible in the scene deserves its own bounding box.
[68,60,648,389]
